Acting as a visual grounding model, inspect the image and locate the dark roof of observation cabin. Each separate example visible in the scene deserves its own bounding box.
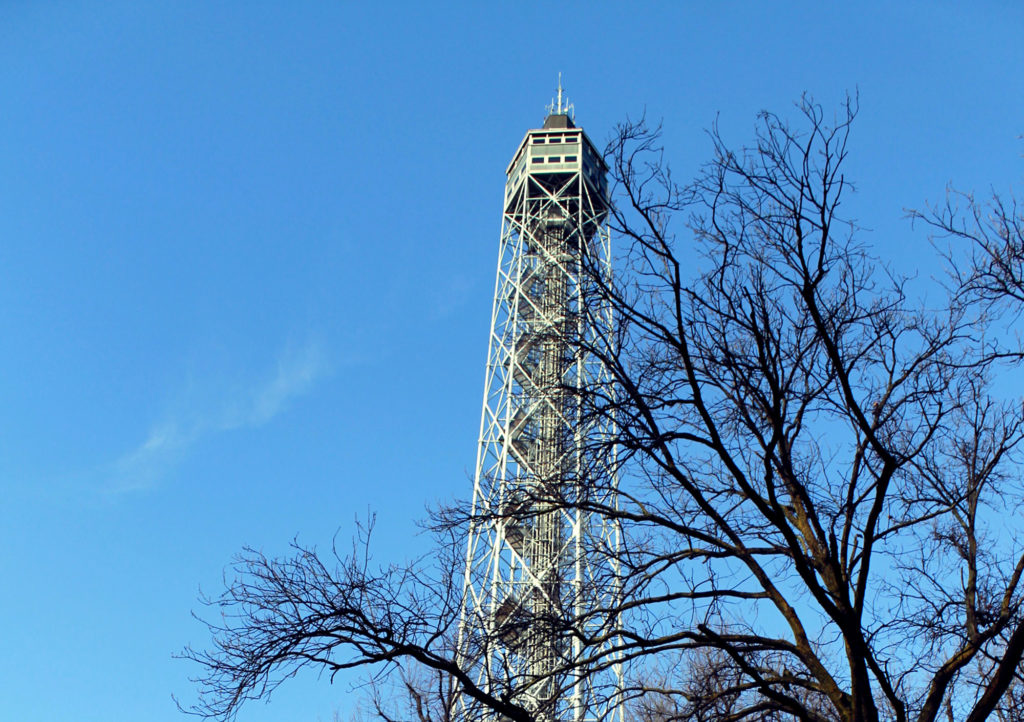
[543,113,575,129]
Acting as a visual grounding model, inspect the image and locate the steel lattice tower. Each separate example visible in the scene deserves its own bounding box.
[454,80,623,722]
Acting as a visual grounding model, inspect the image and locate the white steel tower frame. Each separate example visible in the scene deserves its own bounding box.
[455,94,623,722]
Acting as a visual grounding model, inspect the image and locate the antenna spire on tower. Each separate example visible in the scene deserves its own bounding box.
[546,72,574,120]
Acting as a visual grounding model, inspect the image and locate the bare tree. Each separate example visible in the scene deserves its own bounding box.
[574,96,1024,722]
[181,98,1024,722]
[914,187,1024,312]
[179,520,537,722]
[350,660,457,722]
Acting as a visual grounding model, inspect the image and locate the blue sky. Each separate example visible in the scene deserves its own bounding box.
[0,2,1021,721]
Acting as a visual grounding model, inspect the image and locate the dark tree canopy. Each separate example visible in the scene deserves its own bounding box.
[182,97,1024,722]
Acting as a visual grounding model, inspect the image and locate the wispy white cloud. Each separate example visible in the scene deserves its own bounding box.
[108,421,192,494]
[105,340,327,494]
[239,343,324,428]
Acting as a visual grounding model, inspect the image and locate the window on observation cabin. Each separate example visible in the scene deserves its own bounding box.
[565,156,578,162]
[549,157,561,163]
[533,137,546,144]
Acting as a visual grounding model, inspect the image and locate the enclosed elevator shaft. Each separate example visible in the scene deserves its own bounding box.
[519,204,574,709]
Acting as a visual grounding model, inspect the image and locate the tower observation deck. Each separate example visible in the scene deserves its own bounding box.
[454,80,623,722]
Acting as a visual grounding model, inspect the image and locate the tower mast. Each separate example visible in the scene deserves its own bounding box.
[455,79,622,722]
